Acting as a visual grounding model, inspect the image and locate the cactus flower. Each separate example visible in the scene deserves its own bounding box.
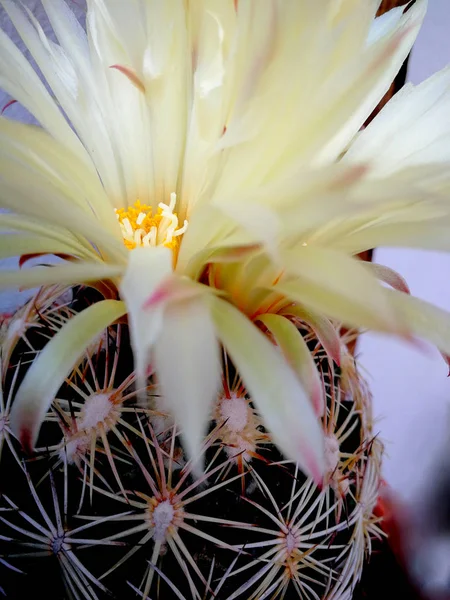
[2,0,450,482]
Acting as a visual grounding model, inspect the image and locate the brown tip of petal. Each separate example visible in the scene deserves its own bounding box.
[440,352,450,375]
[1,99,17,114]
[20,427,33,455]
[110,65,145,93]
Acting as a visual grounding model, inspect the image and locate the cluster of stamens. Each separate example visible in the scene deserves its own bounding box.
[115,194,188,251]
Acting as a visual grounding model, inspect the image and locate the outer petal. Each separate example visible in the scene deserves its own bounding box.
[278,247,403,333]
[0,4,86,161]
[343,64,450,175]
[256,313,325,417]
[279,305,342,366]
[211,296,325,484]
[0,262,123,289]
[0,234,97,261]
[152,296,221,469]
[363,263,410,294]
[334,221,450,255]
[0,117,119,233]
[9,300,127,452]
[385,289,450,356]
[119,246,173,395]
[313,0,427,165]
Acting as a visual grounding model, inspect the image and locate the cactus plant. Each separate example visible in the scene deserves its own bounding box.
[1,293,382,599]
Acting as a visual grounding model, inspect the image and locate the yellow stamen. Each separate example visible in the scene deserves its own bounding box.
[115,196,188,252]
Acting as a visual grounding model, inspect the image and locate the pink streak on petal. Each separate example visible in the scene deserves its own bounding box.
[1,99,17,114]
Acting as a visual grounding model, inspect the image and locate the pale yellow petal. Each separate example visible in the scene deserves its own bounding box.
[363,262,410,294]
[335,221,450,255]
[0,117,119,234]
[279,305,342,366]
[278,246,401,333]
[0,166,125,264]
[0,2,87,161]
[0,234,98,262]
[10,300,127,452]
[256,313,325,417]
[0,213,98,257]
[211,296,325,483]
[2,0,126,201]
[343,64,450,175]
[385,289,450,356]
[119,246,173,396]
[0,262,123,290]
[152,297,221,469]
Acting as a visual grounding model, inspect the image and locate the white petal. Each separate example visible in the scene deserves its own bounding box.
[256,313,325,417]
[119,246,173,395]
[344,65,450,174]
[153,297,221,468]
[211,296,325,483]
[367,5,405,46]
[0,262,123,290]
[10,300,127,452]
[279,246,402,333]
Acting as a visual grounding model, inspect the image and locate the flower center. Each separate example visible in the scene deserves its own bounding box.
[115,194,188,251]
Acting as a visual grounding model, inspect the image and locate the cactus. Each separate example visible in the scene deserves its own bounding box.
[0,289,382,599]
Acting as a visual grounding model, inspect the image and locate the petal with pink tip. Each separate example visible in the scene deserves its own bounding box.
[256,313,325,417]
[152,297,221,470]
[279,305,341,366]
[10,300,126,452]
[119,246,173,397]
[211,296,325,484]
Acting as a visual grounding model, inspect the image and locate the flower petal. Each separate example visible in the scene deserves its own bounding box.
[385,289,450,356]
[119,246,173,396]
[0,234,96,262]
[0,2,86,160]
[256,313,325,417]
[364,262,410,294]
[0,262,123,290]
[211,296,325,483]
[278,246,402,333]
[9,300,127,452]
[279,305,342,366]
[152,297,221,469]
[335,221,450,255]
[343,64,450,174]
